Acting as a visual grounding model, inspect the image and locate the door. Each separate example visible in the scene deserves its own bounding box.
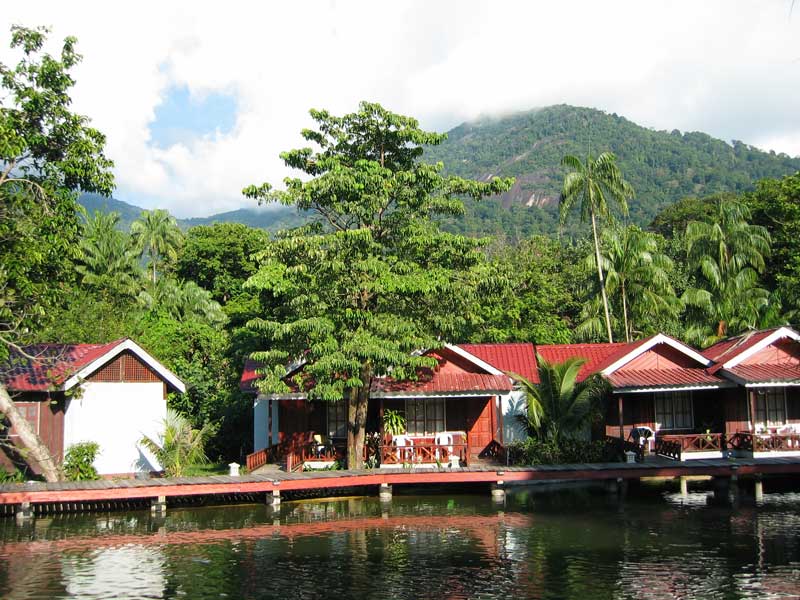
[465,397,493,458]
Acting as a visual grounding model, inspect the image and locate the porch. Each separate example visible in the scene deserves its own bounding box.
[247,394,503,472]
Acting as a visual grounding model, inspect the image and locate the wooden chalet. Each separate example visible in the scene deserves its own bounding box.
[1,339,185,476]
[242,328,800,471]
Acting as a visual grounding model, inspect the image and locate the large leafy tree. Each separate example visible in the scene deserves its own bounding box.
[682,197,772,346]
[131,209,183,283]
[579,226,679,342]
[243,102,512,468]
[0,26,114,481]
[511,355,607,444]
[560,153,634,343]
[745,172,800,315]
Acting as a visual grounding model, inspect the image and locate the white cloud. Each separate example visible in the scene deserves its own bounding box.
[2,0,799,217]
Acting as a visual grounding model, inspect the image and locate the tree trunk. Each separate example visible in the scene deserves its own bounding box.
[591,210,614,343]
[621,280,631,343]
[346,365,371,470]
[0,384,61,482]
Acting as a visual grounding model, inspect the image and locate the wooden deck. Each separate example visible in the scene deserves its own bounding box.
[2,456,800,508]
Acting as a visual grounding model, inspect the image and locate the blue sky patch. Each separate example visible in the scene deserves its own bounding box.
[149,85,238,147]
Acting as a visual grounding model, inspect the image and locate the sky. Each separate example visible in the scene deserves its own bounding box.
[2,1,799,218]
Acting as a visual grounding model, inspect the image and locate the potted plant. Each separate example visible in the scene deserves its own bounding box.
[383,409,406,437]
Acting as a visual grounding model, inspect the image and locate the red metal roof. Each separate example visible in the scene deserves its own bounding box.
[371,372,512,395]
[534,342,631,381]
[2,340,125,392]
[240,358,262,393]
[724,363,800,384]
[703,328,779,370]
[459,343,538,382]
[608,368,725,389]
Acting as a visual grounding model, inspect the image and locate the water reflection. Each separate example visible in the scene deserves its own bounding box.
[0,483,799,599]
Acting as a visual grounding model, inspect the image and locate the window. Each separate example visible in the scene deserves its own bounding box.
[5,402,40,436]
[327,402,347,439]
[405,398,446,435]
[755,388,786,427]
[654,391,693,430]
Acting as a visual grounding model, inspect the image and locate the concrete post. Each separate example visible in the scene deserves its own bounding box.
[151,495,167,516]
[679,476,689,496]
[491,482,506,501]
[15,502,33,525]
[267,489,281,507]
[754,477,764,502]
[379,483,392,502]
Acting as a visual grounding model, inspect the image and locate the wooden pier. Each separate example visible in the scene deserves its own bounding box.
[2,456,800,517]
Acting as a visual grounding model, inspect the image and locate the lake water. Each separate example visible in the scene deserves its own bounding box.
[1,481,799,599]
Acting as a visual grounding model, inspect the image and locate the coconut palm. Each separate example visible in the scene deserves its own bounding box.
[130,209,183,283]
[76,209,143,297]
[511,354,608,444]
[139,409,213,478]
[579,226,679,342]
[682,198,772,346]
[560,152,634,343]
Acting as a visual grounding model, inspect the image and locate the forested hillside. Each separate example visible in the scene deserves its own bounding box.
[426,105,800,237]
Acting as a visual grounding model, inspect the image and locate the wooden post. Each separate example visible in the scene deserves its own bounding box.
[618,395,624,440]
[749,390,758,432]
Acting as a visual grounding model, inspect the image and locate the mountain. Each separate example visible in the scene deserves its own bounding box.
[78,193,304,232]
[80,105,800,238]
[425,105,800,237]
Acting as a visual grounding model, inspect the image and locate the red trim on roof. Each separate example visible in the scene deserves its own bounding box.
[2,340,126,392]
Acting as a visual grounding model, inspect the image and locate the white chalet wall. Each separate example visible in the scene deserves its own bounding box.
[253,397,269,451]
[501,390,528,444]
[64,382,165,475]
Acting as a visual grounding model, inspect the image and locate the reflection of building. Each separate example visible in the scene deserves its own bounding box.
[1,338,185,476]
[244,327,800,469]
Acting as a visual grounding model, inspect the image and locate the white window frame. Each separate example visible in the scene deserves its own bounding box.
[653,391,694,431]
[753,388,788,429]
[404,398,447,435]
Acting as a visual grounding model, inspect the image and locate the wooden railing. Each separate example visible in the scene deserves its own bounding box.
[751,432,800,452]
[727,432,753,452]
[605,436,644,462]
[380,442,468,467]
[246,447,271,471]
[654,438,682,461]
[660,433,725,453]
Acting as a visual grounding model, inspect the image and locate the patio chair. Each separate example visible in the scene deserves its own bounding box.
[629,426,655,453]
[434,432,454,460]
[393,435,414,462]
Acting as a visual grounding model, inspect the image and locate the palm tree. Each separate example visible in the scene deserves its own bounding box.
[138,278,227,325]
[511,354,608,444]
[130,209,183,283]
[76,209,143,297]
[139,409,213,477]
[579,226,679,342]
[560,153,634,343]
[682,198,771,346]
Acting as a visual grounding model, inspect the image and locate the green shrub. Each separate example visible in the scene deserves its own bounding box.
[507,438,612,466]
[0,469,26,483]
[63,442,101,481]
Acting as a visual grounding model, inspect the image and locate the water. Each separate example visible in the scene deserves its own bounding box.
[1,481,800,599]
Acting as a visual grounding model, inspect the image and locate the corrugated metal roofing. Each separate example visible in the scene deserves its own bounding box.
[459,343,538,382]
[371,372,512,395]
[725,363,800,384]
[702,328,778,368]
[2,340,125,392]
[608,368,725,389]
[535,342,630,381]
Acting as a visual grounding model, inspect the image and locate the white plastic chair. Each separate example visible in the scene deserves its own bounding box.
[434,432,454,460]
[393,435,414,462]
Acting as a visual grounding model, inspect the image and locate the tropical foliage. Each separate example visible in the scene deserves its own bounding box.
[63,441,100,481]
[131,209,184,283]
[139,409,214,478]
[512,355,608,444]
